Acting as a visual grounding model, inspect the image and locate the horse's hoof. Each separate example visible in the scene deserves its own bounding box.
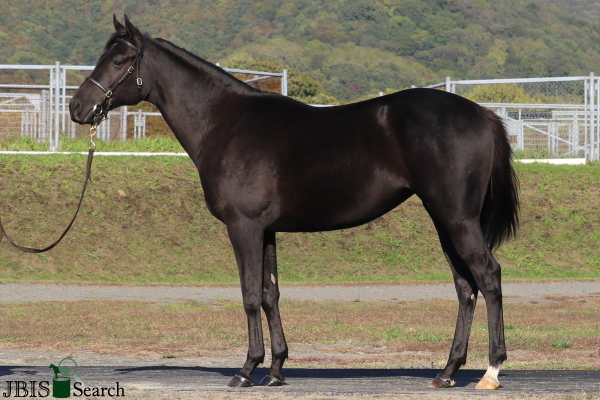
[475,376,500,390]
[228,375,253,387]
[259,374,284,386]
[429,375,455,388]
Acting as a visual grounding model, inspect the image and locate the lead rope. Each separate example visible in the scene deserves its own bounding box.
[0,36,147,253]
[0,128,96,253]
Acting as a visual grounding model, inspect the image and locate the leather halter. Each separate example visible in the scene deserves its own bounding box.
[85,36,148,126]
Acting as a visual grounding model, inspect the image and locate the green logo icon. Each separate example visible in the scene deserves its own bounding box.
[48,358,84,398]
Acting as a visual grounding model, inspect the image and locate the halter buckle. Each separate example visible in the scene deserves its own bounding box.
[136,78,143,86]
[128,66,134,74]
[105,90,113,99]
[92,103,103,116]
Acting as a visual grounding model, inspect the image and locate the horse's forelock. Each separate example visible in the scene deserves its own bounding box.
[103,31,127,51]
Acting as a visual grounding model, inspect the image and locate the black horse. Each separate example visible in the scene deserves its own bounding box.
[70,16,519,390]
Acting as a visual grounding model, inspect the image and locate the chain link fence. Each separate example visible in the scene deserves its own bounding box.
[427,75,599,160]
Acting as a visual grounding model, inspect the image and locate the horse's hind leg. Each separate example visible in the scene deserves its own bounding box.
[226,219,266,387]
[425,205,506,389]
[258,231,288,386]
[425,209,479,388]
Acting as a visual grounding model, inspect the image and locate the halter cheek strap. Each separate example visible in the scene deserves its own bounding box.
[85,36,148,126]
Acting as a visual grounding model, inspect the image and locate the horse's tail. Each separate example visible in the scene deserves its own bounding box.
[479,107,520,252]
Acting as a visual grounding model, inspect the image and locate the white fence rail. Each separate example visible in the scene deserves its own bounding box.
[0,62,287,150]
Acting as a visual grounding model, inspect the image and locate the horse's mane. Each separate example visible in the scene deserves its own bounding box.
[100,32,260,93]
[153,38,261,92]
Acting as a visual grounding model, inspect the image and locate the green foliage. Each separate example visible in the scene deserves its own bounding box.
[224,54,338,104]
[463,84,533,103]
[547,0,600,22]
[462,83,576,104]
[1,0,600,102]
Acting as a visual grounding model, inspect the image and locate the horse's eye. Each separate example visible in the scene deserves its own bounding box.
[113,60,124,68]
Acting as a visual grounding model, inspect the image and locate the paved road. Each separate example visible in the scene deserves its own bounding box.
[1,366,599,397]
[1,280,599,304]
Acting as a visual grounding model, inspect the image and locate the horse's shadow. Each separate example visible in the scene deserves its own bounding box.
[0,367,40,378]
[111,366,489,388]
[0,365,495,389]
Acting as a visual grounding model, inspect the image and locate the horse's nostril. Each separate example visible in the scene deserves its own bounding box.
[69,99,83,123]
[72,100,80,114]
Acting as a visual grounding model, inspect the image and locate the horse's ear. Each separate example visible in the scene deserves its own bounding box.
[113,15,127,35]
[124,15,143,43]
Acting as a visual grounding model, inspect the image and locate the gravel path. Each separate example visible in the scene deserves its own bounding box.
[1,280,598,304]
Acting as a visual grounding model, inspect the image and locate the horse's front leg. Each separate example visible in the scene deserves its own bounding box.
[258,231,288,386]
[226,219,266,387]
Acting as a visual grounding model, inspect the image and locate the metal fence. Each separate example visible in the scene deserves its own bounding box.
[427,75,600,160]
[0,62,288,150]
[2,64,600,160]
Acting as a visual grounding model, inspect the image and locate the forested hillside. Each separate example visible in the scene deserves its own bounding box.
[2,0,600,101]
[546,0,600,21]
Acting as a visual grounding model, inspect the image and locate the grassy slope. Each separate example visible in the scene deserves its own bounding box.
[0,154,599,284]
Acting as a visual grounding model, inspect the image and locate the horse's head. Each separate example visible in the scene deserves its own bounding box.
[70,15,149,125]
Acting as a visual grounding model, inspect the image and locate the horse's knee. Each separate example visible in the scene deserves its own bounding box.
[456,286,477,305]
[243,293,262,314]
[262,291,280,311]
[452,272,477,300]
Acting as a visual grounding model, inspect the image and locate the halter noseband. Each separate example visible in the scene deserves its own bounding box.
[85,36,148,127]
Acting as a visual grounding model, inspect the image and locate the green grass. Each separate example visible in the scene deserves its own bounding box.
[0,135,185,153]
[0,148,599,284]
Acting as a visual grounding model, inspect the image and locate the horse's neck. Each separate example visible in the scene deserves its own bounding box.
[145,41,252,161]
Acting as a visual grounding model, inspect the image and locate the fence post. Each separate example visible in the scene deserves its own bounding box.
[445,77,451,93]
[589,72,595,161]
[51,61,61,151]
[61,66,67,141]
[120,106,128,141]
[517,109,524,151]
[40,90,49,142]
[282,69,288,96]
[596,76,600,160]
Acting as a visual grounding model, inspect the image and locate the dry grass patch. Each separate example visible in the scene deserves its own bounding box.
[0,297,598,370]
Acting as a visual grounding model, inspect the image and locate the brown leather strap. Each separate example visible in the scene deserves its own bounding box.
[0,148,95,253]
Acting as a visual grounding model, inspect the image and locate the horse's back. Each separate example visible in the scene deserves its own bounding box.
[278,88,495,200]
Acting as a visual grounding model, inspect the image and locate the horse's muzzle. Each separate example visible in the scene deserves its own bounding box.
[69,98,94,125]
